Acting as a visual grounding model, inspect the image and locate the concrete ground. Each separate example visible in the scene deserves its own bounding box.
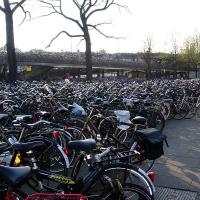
[154,118,200,193]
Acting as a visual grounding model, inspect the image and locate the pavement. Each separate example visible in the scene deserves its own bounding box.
[153,118,200,199]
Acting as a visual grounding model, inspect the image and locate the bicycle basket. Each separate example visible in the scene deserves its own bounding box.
[25,194,88,200]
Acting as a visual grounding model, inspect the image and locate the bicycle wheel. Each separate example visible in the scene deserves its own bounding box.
[185,106,196,119]
[167,103,176,120]
[24,136,69,174]
[102,183,153,200]
[115,128,134,148]
[174,103,190,120]
[147,110,165,131]
[20,137,69,193]
[44,127,83,166]
[132,159,155,174]
[196,107,200,118]
[84,163,155,199]
[115,129,130,148]
[127,141,155,173]
[98,117,117,140]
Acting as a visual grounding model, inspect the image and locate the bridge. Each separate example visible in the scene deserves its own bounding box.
[0,51,145,72]
[0,51,190,79]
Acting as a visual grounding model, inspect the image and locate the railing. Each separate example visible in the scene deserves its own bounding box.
[0,51,143,70]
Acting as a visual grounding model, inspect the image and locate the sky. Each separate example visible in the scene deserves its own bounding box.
[0,0,200,53]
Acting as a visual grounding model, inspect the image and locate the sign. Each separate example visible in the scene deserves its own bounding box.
[26,66,32,72]
[17,66,24,72]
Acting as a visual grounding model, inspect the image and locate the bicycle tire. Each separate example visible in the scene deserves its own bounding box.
[146,110,165,131]
[185,106,197,119]
[115,129,130,148]
[82,163,155,198]
[167,103,176,120]
[196,107,200,118]
[101,183,153,200]
[174,103,190,120]
[126,140,156,173]
[24,136,69,174]
[115,129,155,173]
[19,136,69,193]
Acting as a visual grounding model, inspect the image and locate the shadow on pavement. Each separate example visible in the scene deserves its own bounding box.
[154,118,200,192]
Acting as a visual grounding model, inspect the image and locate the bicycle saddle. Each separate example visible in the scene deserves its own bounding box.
[67,139,96,153]
[132,116,146,125]
[15,120,51,129]
[15,115,32,122]
[12,141,46,152]
[0,166,31,186]
[36,111,51,118]
[0,114,9,121]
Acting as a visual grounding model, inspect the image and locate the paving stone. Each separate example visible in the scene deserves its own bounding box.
[155,187,198,200]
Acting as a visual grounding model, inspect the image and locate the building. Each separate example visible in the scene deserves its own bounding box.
[127,70,146,78]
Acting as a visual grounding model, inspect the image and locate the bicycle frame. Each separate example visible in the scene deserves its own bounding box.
[31,158,155,197]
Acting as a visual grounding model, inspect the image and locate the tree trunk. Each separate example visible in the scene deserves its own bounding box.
[146,66,151,79]
[0,65,3,80]
[187,71,190,79]
[85,36,92,81]
[102,69,105,78]
[196,65,198,78]
[97,71,100,78]
[4,0,17,83]
[148,66,152,79]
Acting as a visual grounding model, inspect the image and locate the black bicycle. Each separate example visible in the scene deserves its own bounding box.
[0,139,155,200]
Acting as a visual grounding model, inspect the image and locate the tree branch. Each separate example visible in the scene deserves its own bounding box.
[88,21,112,27]
[86,0,127,19]
[12,0,27,13]
[60,13,83,30]
[17,5,31,26]
[72,0,81,9]
[33,12,57,19]
[0,6,6,13]
[10,2,19,5]
[40,0,83,30]
[90,0,99,7]
[39,0,61,14]
[80,0,87,12]
[88,24,120,39]
[83,0,98,15]
[76,38,85,49]
[86,0,114,19]
[46,31,84,48]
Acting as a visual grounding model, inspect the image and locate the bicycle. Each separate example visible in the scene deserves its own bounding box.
[0,139,155,199]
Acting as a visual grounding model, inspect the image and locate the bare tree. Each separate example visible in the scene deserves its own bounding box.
[0,0,30,83]
[39,0,126,81]
[142,36,154,79]
[170,35,180,78]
